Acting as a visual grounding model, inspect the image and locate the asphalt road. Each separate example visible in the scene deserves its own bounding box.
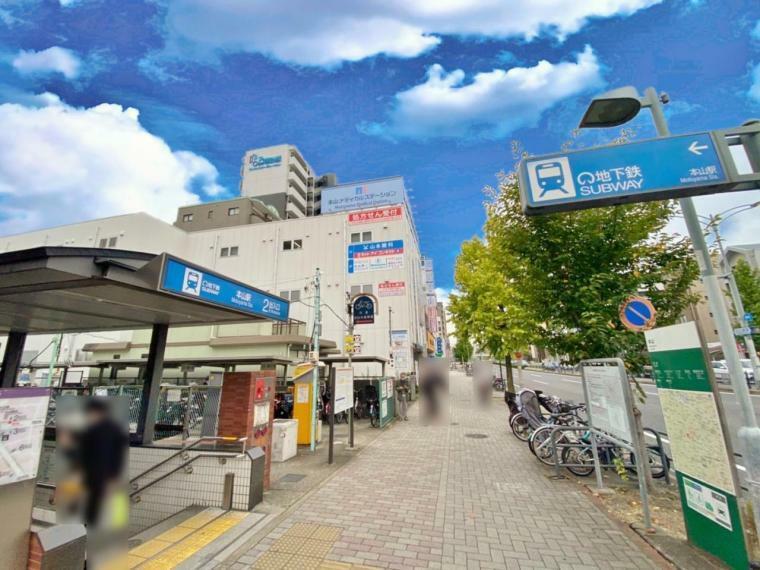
[492,365,760,487]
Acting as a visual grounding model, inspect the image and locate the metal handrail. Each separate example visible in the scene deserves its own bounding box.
[130,450,251,501]
[129,436,247,486]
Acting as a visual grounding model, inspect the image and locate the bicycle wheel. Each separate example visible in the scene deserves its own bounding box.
[510,413,531,441]
[629,446,668,479]
[370,407,379,427]
[561,445,595,476]
[530,427,566,466]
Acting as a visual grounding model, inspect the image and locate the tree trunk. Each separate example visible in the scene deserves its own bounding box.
[505,354,515,394]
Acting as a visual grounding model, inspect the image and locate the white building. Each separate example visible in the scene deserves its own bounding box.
[0,178,429,379]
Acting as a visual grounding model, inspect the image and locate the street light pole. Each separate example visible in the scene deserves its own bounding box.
[643,86,760,527]
[708,214,760,382]
[310,268,321,452]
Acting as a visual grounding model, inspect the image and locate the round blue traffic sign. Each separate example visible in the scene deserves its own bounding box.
[620,296,656,332]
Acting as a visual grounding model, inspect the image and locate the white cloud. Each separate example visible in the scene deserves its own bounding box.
[362,46,603,140]
[750,63,760,103]
[12,46,81,79]
[154,0,660,67]
[0,97,225,235]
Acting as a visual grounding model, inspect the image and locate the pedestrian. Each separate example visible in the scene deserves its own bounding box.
[396,374,410,420]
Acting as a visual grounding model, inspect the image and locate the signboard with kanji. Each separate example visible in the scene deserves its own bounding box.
[347,206,403,225]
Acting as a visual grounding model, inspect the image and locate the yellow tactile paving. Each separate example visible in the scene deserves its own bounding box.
[129,539,172,558]
[154,525,195,542]
[287,554,324,569]
[310,526,342,542]
[252,550,293,569]
[316,563,353,570]
[137,511,247,570]
[284,521,319,538]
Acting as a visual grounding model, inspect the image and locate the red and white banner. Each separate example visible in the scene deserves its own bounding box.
[379,280,406,297]
[347,206,403,225]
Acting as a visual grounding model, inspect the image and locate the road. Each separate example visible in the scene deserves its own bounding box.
[493,365,760,487]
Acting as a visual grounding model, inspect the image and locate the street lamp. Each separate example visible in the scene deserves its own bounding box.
[578,86,644,128]
[580,86,760,531]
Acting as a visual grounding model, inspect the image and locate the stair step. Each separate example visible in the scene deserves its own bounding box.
[127,508,248,569]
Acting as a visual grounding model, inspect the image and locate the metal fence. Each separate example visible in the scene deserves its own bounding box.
[45,384,222,440]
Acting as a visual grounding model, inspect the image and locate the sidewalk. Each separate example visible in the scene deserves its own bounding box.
[216,371,663,570]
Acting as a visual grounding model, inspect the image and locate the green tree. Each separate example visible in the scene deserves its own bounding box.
[484,171,698,372]
[452,335,474,363]
[733,259,760,343]
[448,238,536,392]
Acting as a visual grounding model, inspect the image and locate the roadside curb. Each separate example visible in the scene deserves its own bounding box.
[629,523,727,570]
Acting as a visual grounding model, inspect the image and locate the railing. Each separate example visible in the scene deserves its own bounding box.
[129,436,247,490]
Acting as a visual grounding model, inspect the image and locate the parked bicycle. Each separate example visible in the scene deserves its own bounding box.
[561,430,668,479]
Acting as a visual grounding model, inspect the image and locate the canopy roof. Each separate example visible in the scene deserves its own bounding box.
[0,247,287,334]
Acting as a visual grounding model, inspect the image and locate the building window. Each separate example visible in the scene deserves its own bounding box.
[350,284,373,296]
[220,246,239,257]
[350,231,373,244]
[283,239,303,251]
[230,246,238,256]
[182,213,193,222]
[98,238,107,248]
[207,210,214,219]
[99,237,117,248]
[108,237,117,247]
[228,207,240,216]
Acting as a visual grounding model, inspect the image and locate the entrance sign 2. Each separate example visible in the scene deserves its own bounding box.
[519,132,731,215]
[352,294,377,325]
[620,296,656,332]
[645,322,748,569]
[161,257,289,321]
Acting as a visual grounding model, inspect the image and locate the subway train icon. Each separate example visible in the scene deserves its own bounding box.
[526,157,576,203]
[182,268,202,296]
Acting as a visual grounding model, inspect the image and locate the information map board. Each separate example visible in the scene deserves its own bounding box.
[333,368,354,414]
[645,322,747,569]
[581,363,633,443]
[0,388,50,486]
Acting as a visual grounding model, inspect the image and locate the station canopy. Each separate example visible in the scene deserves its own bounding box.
[0,247,290,334]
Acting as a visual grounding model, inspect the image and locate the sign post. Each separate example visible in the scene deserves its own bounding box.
[645,322,749,569]
[580,359,651,528]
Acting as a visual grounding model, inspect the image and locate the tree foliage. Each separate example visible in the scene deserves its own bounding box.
[449,238,536,361]
[450,166,699,372]
[452,335,474,362]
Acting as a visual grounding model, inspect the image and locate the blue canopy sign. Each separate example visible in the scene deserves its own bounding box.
[519,132,737,215]
[160,257,289,321]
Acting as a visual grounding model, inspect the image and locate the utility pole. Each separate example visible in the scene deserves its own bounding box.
[310,268,321,452]
[346,292,355,448]
[709,215,760,383]
[44,333,62,388]
[644,87,760,529]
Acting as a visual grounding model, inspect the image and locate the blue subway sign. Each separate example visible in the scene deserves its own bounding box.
[519,132,731,215]
[160,257,289,321]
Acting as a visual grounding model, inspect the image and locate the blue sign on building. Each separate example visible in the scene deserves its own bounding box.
[160,257,289,321]
[519,132,730,214]
[352,294,376,325]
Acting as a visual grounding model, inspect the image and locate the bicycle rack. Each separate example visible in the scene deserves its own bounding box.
[544,425,652,529]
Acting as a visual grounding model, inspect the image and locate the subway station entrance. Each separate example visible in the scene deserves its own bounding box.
[0,246,291,568]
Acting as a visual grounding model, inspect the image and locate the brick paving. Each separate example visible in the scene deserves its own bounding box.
[228,371,661,569]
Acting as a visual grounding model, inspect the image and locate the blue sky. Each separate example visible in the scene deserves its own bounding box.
[0,0,759,290]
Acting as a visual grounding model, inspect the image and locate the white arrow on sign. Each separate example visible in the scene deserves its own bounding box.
[688,141,709,155]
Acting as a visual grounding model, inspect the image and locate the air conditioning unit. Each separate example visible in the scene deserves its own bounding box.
[308,351,319,362]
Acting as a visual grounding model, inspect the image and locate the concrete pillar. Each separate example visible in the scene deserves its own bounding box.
[136,324,169,445]
[0,331,27,388]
